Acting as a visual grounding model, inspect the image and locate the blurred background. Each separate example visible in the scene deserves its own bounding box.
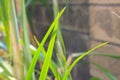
[29,0,120,80]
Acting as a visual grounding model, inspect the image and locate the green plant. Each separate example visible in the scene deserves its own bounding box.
[0,0,34,80]
[0,0,117,80]
[68,51,119,80]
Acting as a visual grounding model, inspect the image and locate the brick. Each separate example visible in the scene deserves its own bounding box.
[60,6,89,33]
[89,0,120,4]
[89,6,120,44]
[32,5,53,26]
[33,3,90,33]
[90,41,120,80]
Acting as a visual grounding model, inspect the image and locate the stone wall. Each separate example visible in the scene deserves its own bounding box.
[31,0,120,80]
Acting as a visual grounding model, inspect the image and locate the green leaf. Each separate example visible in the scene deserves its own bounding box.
[0,59,14,79]
[71,52,120,60]
[26,44,43,80]
[39,7,66,80]
[38,0,48,6]
[63,42,108,80]
[91,62,116,80]
[90,76,100,80]
[41,7,66,46]
[39,23,58,80]
[26,7,66,80]
[33,36,61,79]
[95,53,120,60]
[52,0,67,77]
[0,0,11,56]
[30,44,61,80]
[65,0,70,15]
[26,0,32,7]
[20,0,35,79]
[0,21,6,37]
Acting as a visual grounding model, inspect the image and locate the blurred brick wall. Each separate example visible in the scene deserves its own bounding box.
[89,0,120,80]
[31,0,120,80]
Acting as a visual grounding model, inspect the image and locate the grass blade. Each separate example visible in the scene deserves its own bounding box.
[38,0,48,6]
[53,0,67,74]
[69,52,120,60]
[39,25,57,80]
[63,42,108,80]
[41,7,66,46]
[26,44,43,80]
[39,7,66,80]
[26,7,66,80]
[0,0,11,60]
[90,76,100,80]
[20,0,36,79]
[25,0,32,7]
[0,59,13,77]
[8,0,25,79]
[95,53,120,60]
[39,8,66,80]
[30,44,61,80]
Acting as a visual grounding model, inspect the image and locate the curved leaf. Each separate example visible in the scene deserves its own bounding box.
[63,42,108,80]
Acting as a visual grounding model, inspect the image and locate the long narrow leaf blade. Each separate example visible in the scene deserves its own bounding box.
[63,42,108,80]
[41,7,66,46]
[30,44,61,80]
[39,7,66,80]
[33,36,61,79]
[26,44,43,80]
[26,7,66,80]
[39,29,57,80]
[95,53,120,60]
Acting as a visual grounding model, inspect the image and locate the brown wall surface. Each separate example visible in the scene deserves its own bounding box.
[90,41,120,80]
[89,1,120,80]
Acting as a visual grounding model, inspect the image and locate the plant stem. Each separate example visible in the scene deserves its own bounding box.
[8,0,24,79]
[20,0,35,79]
